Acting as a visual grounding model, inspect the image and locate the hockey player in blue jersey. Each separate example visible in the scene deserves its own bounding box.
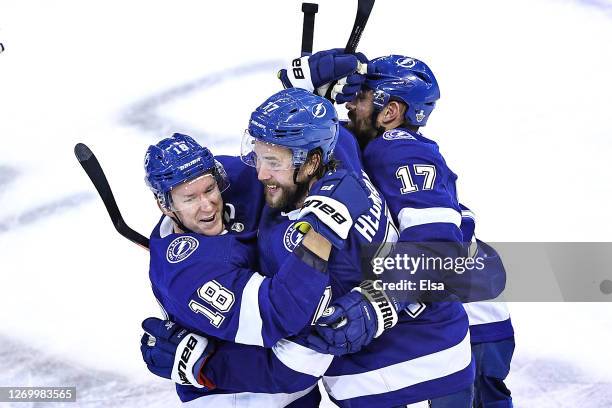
[140,88,476,407]
[141,132,368,395]
[281,50,514,407]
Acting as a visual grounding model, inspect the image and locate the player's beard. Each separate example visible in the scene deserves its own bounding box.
[264,179,310,211]
[347,110,379,150]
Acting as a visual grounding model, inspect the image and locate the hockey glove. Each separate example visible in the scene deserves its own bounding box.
[306,281,399,355]
[278,49,368,103]
[297,169,372,249]
[140,317,215,390]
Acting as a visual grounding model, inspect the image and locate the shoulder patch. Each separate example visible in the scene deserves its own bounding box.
[382,129,416,141]
[167,236,199,263]
[283,223,305,252]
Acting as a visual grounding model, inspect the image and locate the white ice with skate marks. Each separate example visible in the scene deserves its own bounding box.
[0,0,612,406]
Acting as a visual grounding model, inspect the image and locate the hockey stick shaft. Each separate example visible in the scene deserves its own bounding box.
[344,0,375,53]
[74,143,150,250]
[326,0,375,101]
[301,3,319,56]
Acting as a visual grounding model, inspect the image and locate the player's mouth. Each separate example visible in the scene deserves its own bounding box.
[199,214,216,223]
[265,183,280,195]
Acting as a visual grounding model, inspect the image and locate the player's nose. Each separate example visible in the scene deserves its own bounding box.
[257,165,271,181]
[198,196,215,212]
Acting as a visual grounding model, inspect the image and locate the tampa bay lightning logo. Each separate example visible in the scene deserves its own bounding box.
[382,129,416,141]
[312,102,327,118]
[396,57,417,68]
[283,223,305,252]
[166,236,199,263]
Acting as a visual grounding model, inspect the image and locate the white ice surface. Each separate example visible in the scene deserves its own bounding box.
[1,0,612,406]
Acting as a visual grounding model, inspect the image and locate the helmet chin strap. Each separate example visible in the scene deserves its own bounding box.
[288,166,312,211]
[371,109,387,138]
[169,211,194,234]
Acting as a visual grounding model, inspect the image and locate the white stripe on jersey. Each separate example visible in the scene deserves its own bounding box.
[461,209,476,221]
[272,339,334,377]
[234,273,265,346]
[397,207,462,233]
[322,331,472,401]
[181,384,317,407]
[464,301,511,326]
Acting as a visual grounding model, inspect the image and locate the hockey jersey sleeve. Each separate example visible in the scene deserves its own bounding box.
[150,228,329,348]
[202,335,334,393]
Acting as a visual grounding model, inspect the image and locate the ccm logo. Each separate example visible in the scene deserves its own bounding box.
[303,198,347,225]
[177,335,199,385]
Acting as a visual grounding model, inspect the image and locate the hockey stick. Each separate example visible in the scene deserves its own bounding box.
[326,0,375,101]
[74,143,150,250]
[301,3,319,56]
[344,0,375,54]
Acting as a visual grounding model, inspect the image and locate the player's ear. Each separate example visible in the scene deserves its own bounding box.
[379,101,405,128]
[297,151,321,182]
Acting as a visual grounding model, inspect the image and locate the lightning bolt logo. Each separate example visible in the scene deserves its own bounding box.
[312,102,327,118]
[166,236,199,263]
[397,57,417,68]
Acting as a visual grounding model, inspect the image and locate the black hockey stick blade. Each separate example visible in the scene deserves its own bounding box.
[74,143,150,250]
[301,3,319,56]
[344,0,375,53]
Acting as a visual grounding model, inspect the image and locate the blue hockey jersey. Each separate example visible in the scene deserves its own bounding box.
[182,127,474,407]
[149,219,329,347]
[321,127,474,407]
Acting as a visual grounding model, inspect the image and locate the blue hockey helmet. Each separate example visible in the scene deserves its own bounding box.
[145,133,229,210]
[365,55,440,126]
[241,88,339,170]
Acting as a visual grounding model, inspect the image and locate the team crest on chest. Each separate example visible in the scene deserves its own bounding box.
[282,223,305,252]
[167,236,199,263]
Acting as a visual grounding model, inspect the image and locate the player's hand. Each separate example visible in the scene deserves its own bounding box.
[297,169,371,249]
[306,291,377,355]
[278,49,368,103]
[306,282,399,355]
[140,317,216,390]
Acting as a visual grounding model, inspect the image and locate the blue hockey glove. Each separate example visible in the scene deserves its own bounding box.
[297,169,372,249]
[140,317,216,389]
[278,49,368,103]
[306,281,399,355]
